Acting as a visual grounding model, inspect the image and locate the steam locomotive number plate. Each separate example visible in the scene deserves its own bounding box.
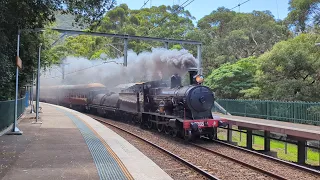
[194,121,204,126]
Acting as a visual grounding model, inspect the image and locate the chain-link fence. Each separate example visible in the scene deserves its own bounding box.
[0,96,26,131]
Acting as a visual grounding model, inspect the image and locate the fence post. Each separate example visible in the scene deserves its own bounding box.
[285,142,287,154]
[266,101,270,120]
[293,102,297,123]
[244,101,247,117]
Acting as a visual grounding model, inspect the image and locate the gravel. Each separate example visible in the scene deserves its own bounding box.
[96,118,280,180]
[108,126,208,180]
[199,142,319,180]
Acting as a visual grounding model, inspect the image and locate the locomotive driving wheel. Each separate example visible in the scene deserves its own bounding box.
[164,125,170,135]
[171,129,178,137]
[157,117,164,132]
[157,124,164,132]
[147,115,153,129]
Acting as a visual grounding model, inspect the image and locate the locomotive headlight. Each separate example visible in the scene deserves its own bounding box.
[195,75,204,84]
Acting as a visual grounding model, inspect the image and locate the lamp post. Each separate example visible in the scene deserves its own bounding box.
[33,43,42,124]
[30,71,35,113]
[8,29,23,135]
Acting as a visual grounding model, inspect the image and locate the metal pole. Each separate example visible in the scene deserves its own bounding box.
[318,140,320,166]
[33,43,42,124]
[285,142,287,154]
[197,44,202,74]
[9,29,23,135]
[62,64,65,80]
[164,42,169,49]
[124,38,128,67]
[30,72,34,113]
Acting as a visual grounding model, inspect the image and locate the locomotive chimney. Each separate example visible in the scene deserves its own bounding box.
[170,73,182,88]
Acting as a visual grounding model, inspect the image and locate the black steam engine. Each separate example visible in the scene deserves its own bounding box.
[40,69,227,140]
[87,69,226,140]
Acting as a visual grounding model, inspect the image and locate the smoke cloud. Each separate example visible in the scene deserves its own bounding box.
[40,48,198,89]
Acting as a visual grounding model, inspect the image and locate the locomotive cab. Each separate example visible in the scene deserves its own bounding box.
[183,68,205,86]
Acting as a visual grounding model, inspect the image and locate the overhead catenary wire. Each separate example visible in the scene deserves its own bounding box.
[141,0,150,9]
[231,0,251,10]
[43,62,117,79]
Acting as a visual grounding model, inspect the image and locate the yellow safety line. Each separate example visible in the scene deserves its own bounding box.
[77,115,134,180]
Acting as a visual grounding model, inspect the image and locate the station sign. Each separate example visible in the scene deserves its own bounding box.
[16,56,22,69]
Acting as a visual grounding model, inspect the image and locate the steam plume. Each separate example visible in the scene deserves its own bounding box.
[40,48,198,88]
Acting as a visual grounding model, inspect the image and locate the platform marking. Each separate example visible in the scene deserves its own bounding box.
[57,108,133,180]
[78,116,134,180]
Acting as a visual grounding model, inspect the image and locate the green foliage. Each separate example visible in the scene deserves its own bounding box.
[287,0,320,32]
[0,0,116,100]
[56,4,195,59]
[247,33,320,101]
[205,57,257,99]
[194,8,290,75]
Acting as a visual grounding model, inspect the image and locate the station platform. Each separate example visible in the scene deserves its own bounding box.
[0,103,172,180]
[218,114,320,140]
[215,113,320,165]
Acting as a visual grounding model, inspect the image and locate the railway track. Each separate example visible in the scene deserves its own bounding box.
[190,143,288,180]
[88,115,320,179]
[90,115,219,180]
[210,139,320,176]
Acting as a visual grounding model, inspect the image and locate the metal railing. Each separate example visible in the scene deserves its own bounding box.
[0,96,27,131]
[214,99,320,126]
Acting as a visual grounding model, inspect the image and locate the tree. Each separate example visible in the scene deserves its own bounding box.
[55,4,196,59]
[204,57,257,99]
[194,8,290,76]
[0,0,116,100]
[245,33,320,101]
[287,0,320,33]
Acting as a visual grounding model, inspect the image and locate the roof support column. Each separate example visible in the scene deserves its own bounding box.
[124,38,128,67]
[164,42,169,49]
[197,44,202,74]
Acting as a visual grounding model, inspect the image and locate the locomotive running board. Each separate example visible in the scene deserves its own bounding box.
[142,112,184,122]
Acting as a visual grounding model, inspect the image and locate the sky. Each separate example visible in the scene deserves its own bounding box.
[117,0,289,23]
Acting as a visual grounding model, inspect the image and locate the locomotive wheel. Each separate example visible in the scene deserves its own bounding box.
[164,125,170,135]
[208,134,215,140]
[129,115,135,124]
[147,115,153,129]
[184,130,192,141]
[172,129,178,137]
[134,116,139,124]
[157,124,164,132]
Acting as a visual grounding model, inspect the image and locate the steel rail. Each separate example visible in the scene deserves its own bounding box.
[190,142,288,180]
[212,139,320,176]
[90,115,220,180]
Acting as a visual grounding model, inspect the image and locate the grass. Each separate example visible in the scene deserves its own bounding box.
[217,128,320,166]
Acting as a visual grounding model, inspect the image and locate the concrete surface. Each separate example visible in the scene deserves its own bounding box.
[218,114,320,140]
[0,105,99,180]
[50,103,173,180]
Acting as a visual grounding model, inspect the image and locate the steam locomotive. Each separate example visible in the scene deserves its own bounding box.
[40,69,227,140]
